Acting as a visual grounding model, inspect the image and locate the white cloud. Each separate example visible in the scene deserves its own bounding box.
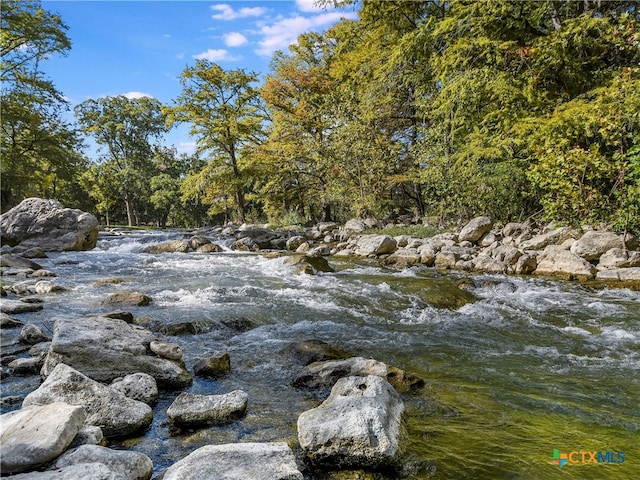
[122,91,153,99]
[296,0,324,13]
[177,141,197,155]
[211,4,267,21]
[223,32,248,47]
[193,48,239,62]
[255,11,353,57]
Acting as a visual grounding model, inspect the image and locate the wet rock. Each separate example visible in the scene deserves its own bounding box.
[282,339,351,366]
[19,323,49,344]
[196,242,223,253]
[293,356,424,394]
[150,339,182,360]
[34,280,66,294]
[110,373,158,405]
[142,239,190,254]
[534,245,596,281]
[31,269,57,277]
[9,354,45,375]
[285,254,335,273]
[236,228,279,248]
[0,198,99,251]
[8,463,119,479]
[194,353,231,378]
[458,216,493,243]
[103,311,134,323]
[161,442,303,480]
[41,316,192,388]
[354,235,397,256]
[286,235,307,251]
[159,319,218,336]
[1,299,44,314]
[1,312,24,328]
[231,236,259,251]
[0,253,43,270]
[188,235,211,250]
[167,390,248,428]
[55,444,153,480]
[23,363,153,438]
[220,316,258,333]
[100,292,152,307]
[297,375,404,469]
[0,402,87,474]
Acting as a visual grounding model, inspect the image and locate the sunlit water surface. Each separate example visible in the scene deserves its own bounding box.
[2,230,639,479]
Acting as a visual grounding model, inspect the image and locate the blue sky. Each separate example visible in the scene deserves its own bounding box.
[41,0,358,156]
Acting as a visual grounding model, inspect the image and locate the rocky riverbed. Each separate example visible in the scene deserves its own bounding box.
[1,199,639,479]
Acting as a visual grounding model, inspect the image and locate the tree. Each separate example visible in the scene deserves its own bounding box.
[1,0,84,209]
[166,61,265,223]
[75,96,167,226]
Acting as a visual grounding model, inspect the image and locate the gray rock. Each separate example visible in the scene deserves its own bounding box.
[23,363,153,438]
[68,426,106,448]
[0,197,99,251]
[354,235,397,256]
[41,316,192,388]
[34,280,66,294]
[149,339,182,360]
[0,402,87,474]
[100,291,152,307]
[55,444,153,480]
[1,312,24,328]
[519,226,576,250]
[8,463,119,480]
[284,254,334,273]
[110,373,158,405]
[515,254,537,275]
[286,235,307,251]
[0,253,43,270]
[472,256,506,274]
[570,231,632,261]
[167,390,248,428]
[458,216,493,243]
[236,228,279,248]
[534,245,596,280]
[142,240,190,254]
[0,299,44,314]
[9,354,45,375]
[282,340,351,366]
[596,267,640,282]
[597,248,640,269]
[297,375,404,469]
[292,356,424,394]
[230,236,259,251]
[188,235,211,250]
[197,243,223,253]
[19,323,49,344]
[161,442,303,480]
[193,353,231,378]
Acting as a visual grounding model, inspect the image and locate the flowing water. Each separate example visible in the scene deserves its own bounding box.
[2,230,639,479]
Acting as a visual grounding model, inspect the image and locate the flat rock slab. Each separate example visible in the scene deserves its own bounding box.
[0,402,86,474]
[161,442,303,480]
[7,463,119,480]
[167,390,248,427]
[41,316,191,388]
[23,363,153,438]
[297,375,404,469]
[0,299,44,314]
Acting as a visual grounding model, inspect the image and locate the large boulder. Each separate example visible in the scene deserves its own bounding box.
[55,445,153,480]
[292,356,424,394]
[0,198,99,251]
[41,316,192,388]
[534,245,597,280]
[570,231,636,261]
[23,363,153,438]
[7,463,119,480]
[597,248,640,269]
[519,226,576,250]
[297,375,404,469]
[167,390,248,428]
[596,267,640,283]
[0,402,87,474]
[458,216,493,243]
[161,442,303,480]
[354,235,397,256]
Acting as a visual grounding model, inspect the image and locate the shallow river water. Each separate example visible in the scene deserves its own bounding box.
[3,230,639,479]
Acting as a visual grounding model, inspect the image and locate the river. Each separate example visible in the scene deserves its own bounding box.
[2,230,639,479]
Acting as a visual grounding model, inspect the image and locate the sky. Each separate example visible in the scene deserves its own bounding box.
[41,0,359,156]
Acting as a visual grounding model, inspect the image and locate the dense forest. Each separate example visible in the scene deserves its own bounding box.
[2,0,639,233]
